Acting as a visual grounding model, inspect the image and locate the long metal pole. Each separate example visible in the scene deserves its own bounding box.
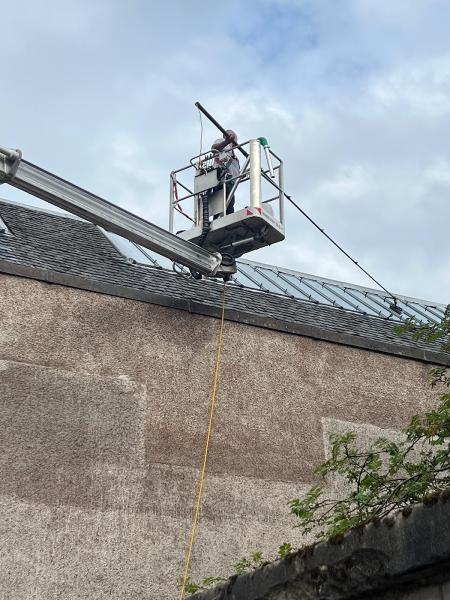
[195,102,249,158]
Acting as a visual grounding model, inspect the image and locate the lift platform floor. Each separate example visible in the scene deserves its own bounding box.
[177,206,285,258]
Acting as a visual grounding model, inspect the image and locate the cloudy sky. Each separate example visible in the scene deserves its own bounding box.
[2,0,450,302]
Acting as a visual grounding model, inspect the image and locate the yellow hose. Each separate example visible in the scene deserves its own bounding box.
[179,282,227,599]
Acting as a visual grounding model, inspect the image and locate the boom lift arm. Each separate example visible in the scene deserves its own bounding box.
[0,145,231,277]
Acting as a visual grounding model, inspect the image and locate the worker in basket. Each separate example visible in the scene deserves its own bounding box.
[211,129,240,215]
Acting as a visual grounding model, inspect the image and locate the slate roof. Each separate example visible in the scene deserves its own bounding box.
[0,198,448,365]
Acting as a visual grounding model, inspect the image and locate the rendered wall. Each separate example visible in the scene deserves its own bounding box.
[0,273,439,599]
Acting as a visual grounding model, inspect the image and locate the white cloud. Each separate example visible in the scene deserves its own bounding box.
[425,157,450,186]
[313,165,372,201]
[370,55,450,117]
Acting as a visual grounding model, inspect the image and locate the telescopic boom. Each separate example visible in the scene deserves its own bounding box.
[0,145,226,276]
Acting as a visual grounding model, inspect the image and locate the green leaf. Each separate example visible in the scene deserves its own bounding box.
[278,542,293,558]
